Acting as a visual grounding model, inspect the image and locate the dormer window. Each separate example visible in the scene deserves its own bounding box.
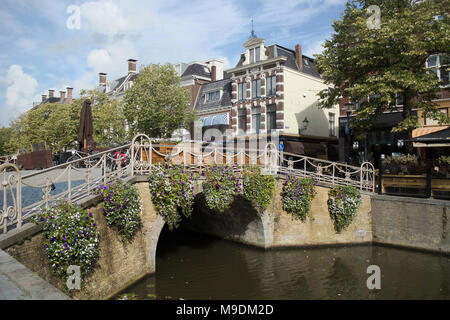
[249,47,261,64]
[124,81,133,91]
[206,90,220,101]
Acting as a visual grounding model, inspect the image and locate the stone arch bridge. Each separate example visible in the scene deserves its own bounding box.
[0,134,375,299]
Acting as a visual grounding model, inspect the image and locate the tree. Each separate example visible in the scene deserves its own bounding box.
[5,89,127,154]
[315,0,450,153]
[123,63,195,138]
[0,127,14,156]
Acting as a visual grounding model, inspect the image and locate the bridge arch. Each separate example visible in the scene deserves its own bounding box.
[145,186,274,274]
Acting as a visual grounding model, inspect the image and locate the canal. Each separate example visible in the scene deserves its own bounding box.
[118,227,450,300]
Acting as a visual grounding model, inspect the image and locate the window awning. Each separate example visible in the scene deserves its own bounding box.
[199,113,229,127]
[412,126,449,138]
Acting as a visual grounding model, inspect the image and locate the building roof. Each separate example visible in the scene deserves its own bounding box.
[194,78,232,113]
[235,44,321,79]
[181,63,211,79]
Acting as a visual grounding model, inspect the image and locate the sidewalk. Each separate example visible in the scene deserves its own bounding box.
[0,249,69,300]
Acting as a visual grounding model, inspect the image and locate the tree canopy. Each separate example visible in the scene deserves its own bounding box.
[123,63,195,138]
[315,0,450,150]
[3,89,127,155]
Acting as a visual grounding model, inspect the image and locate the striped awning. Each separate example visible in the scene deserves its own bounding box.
[412,126,449,138]
[199,113,229,127]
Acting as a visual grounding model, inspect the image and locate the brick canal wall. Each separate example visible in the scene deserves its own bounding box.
[371,194,450,254]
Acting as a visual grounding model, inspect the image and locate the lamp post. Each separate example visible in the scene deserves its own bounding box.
[344,102,354,164]
[299,117,309,133]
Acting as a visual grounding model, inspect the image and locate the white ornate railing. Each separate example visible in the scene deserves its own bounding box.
[277,151,375,192]
[0,154,17,166]
[0,134,375,235]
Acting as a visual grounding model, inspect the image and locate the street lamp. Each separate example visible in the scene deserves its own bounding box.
[299,117,309,133]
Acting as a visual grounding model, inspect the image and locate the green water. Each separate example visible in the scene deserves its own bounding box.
[118,228,450,300]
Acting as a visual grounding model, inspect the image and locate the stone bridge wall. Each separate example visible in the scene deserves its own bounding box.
[183,181,373,249]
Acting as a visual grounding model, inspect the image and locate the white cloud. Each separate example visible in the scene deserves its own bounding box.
[305,40,325,57]
[1,65,38,125]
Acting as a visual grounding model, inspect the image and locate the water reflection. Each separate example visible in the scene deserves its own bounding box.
[118,228,450,300]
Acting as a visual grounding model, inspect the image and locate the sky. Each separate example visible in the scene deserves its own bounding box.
[0,0,348,127]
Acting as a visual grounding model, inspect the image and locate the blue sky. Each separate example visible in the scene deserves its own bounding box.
[0,0,347,126]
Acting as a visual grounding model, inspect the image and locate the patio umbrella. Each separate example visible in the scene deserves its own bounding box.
[77,99,94,151]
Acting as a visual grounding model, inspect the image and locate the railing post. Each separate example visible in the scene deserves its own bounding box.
[378,159,383,195]
[68,165,72,203]
[102,155,107,184]
[87,169,91,195]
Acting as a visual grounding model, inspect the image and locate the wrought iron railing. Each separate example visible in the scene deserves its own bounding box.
[1,134,375,235]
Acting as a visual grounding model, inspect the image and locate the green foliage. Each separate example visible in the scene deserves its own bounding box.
[124,64,195,138]
[242,166,276,212]
[202,165,242,213]
[148,163,195,230]
[328,185,362,233]
[315,0,450,149]
[281,176,317,222]
[437,155,450,166]
[0,127,14,156]
[5,89,127,153]
[32,201,99,286]
[94,180,142,242]
[385,154,418,164]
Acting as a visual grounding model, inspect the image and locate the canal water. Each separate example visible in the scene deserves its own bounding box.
[118,227,450,300]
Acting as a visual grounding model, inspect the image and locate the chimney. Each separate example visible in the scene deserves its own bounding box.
[66,87,73,103]
[295,44,303,72]
[99,73,107,86]
[211,66,217,82]
[41,95,47,102]
[59,91,66,103]
[128,59,137,74]
[48,89,55,98]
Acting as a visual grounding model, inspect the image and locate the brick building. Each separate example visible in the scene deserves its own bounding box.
[196,35,340,159]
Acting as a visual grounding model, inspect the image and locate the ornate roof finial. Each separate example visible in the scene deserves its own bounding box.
[249,19,257,39]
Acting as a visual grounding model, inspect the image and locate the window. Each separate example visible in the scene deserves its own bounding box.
[395,93,404,106]
[252,107,261,134]
[252,79,261,98]
[329,113,336,136]
[238,82,246,101]
[255,47,260,62]
[266,104,276,133]
[238,108,247,133]
[427,54,449,87]
[266,76,276,96]
[206,90,220,101]
[124,81,133,91]
[250,48,255,64]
